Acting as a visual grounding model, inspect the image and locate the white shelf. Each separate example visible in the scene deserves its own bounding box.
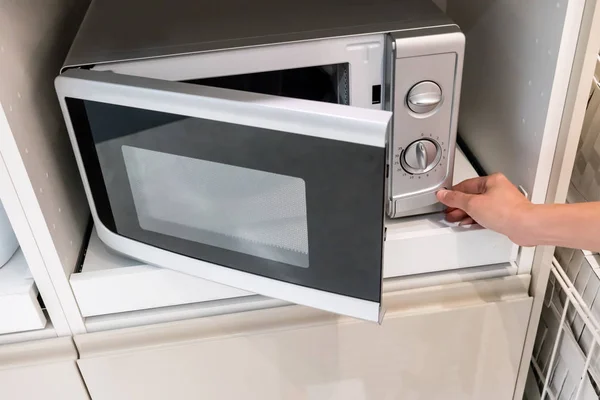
[0,322,56,346]
[81,260,518,332]
[384,214,516,277]
[384,148,517,277]
[70,148,518,318]
[71,232,252,317]
[0,248,47,334]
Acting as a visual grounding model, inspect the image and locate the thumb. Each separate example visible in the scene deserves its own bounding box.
[436,189,473,210]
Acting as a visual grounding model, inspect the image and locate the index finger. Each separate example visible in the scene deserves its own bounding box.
[451,176,489,195]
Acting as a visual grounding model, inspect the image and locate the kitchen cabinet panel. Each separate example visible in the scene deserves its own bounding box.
[76,276,532,400]
[0,337,89,400]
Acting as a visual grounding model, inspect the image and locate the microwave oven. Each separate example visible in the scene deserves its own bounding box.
[55,0,465,322]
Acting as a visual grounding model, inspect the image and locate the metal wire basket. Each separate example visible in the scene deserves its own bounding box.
[526,249,600,399]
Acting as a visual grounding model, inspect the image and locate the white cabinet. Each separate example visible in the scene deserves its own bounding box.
[74,276,532,400]
[0,337,89,400]
[1,0,589,332]
[0,0,90,337]
[0,126,52,340]
[0,0,599,398]
[0,249,46,335]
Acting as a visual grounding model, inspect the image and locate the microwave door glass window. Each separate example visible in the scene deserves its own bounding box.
[121,144,309,268]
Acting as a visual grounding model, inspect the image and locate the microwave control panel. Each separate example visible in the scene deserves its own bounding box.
[385,30,464,218]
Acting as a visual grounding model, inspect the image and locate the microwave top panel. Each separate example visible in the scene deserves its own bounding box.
[62,0,455,71]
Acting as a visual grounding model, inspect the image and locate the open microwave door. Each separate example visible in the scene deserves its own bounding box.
[55,69,391,322]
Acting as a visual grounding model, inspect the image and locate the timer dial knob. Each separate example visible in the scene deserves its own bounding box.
[401,139,442,174]
[407,81,443,114]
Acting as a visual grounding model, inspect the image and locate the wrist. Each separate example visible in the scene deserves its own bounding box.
[509,202,544,246]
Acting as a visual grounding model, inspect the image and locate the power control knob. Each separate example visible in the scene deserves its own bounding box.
[401,139,442,174]
[407,81,443,114]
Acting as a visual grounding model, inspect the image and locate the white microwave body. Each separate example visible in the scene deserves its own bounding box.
[55,0,464,321]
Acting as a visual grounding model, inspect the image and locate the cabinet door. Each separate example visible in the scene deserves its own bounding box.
[0,337,89,400]
[56,69,391,322]
[74,275,533,400]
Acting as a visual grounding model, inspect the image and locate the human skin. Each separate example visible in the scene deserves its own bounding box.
[436,173,600,252]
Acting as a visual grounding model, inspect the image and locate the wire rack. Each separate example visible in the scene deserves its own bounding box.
[527,249,600,400]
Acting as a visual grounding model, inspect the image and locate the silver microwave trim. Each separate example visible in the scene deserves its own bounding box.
[385,28,465,217]
[92,34,387,111]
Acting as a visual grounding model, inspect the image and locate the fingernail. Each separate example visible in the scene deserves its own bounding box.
[437,190,448,200]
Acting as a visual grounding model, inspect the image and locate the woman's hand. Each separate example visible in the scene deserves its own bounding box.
[437,173,600,251]
[436,173,535,246]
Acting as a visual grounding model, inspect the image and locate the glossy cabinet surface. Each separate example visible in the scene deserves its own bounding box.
[75,276,532,400]
[0,337,89,400]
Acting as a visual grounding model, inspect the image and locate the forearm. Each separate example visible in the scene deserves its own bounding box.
[523,202,600,251]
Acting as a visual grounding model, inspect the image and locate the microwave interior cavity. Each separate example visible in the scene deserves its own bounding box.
[187,63,351,106]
